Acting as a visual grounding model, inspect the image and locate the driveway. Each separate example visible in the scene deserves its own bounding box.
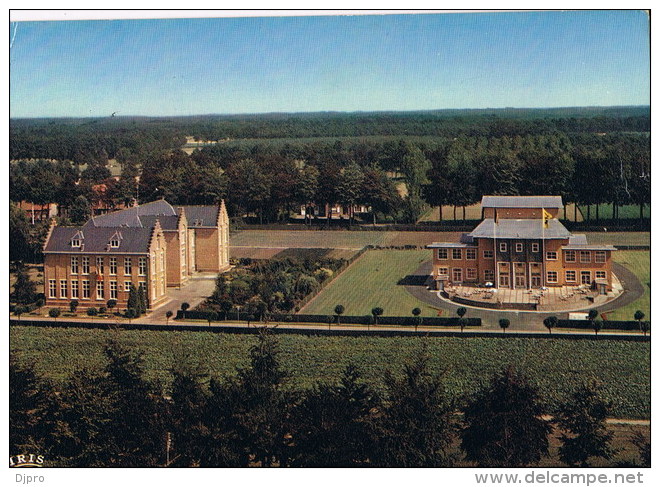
[137,273,217,323]
[404,261,643,331]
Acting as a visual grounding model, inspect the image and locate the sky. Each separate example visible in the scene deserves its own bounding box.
[9,10,651,118]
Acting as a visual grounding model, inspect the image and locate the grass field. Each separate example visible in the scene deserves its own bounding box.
[9,326,650,419]
[301,250,436,317]
[579,203,650,220]
[607,251,651,321]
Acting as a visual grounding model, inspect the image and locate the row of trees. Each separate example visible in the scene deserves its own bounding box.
[10,331,650,467]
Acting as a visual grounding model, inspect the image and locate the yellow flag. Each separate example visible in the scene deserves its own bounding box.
[542,209,552,228]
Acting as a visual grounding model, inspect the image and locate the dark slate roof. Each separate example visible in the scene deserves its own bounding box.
[468,218,572,240]
[44,226,153,254]
[140,215,180,231]
[481,195,563,209]
[180,205,219,228]
[84,199,177,229]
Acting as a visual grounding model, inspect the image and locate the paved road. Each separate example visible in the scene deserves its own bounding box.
[404,262,644,331]
[136,274,217,323]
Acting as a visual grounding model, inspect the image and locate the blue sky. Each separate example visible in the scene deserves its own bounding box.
[9,11,650,117]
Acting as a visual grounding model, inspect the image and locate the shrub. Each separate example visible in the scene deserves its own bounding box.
[87,307,98,317]
[48,308,61,319]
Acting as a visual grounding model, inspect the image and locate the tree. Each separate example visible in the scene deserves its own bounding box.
[12,265,37,305]
[461,366,552,467]
[208,329,290,467]
[180,302,190,318]
[69,195,91,226]
[457,307,467,332]
[499,318,510,334]
[165,310,173,324]
[634,310,645,334]
[14,305,27,320]
[337,161,364,227]
[412,307,422,332]
[106,299,117,313]
[554,383,614,467]
[127,284,141,317]
[125,308,137,323]
[334,304,345,325]
[296,164,320,225]
[69,299,79,314]
[220,300,233,320]
[372,349,455,467]
[288,365,379,467]
[543,315,558,335]
[371,307,384,325]
[207,311,219,326]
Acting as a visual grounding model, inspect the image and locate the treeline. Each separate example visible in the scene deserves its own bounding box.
[10,331,650,467]
[10,107,649,154]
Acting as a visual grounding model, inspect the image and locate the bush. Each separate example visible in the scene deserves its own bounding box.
[48,308,61,319]
[87,307,98,317]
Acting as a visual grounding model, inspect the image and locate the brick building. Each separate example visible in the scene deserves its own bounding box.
[428,196,616,294]
[42,199,230,310]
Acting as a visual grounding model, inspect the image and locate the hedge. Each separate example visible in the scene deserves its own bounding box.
[557,319,650,331]
[176,310,481,327]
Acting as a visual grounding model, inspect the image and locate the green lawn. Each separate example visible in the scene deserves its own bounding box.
[607,250,650,321]
[579,203,649,220]
[301,250,438,317]
[9,326,650,419]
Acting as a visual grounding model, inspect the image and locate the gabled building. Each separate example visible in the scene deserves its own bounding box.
[428,196,616,294]
[43,199,230,310]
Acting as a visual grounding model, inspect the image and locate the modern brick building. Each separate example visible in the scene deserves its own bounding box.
[428,196,616,294]
[42,199,230,310]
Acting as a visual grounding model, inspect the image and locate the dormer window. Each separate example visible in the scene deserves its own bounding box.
[71,231,84,248]
[108,231,122,249]
[71,238,81,248]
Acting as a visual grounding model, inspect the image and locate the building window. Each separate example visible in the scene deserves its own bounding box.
[467,268,478,280]
[499,242,507,252]
[546,251,558,261]
[595,251,606,263]
[437,248,448,260]
[515,243,523,252]
[484,269,495,282]
[581,271,591,285]
[110,281,118,299]
[49,279,57,298]
[499,263,510,287]
[452,249,462,260]
[596,271,607,280]
[438,267,449,277]
[452,268,462,282]
[565,270,576,282]
[71,281,79,299]
[466,248,477,260]
[580,251,591,263]
[531,243,539,253]
[109,257,117,275]
[124,257,132,275]
[71,256,79,275]
[547,271,558,283]
[138,257,147,276]
[564,250,576,263]
[110,237,120,248]
[125,281,132,292]
[483,250,494,259]
[82,256,90,275]
[71,238,81,248]
[60,280,67,298]
[96,281,105,300]
[82,280,91,299]
[96,257,104,275]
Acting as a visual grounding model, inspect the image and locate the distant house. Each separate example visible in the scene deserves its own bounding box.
[428,196,616,294]
[42,199,230,310]
[18,201,58,223]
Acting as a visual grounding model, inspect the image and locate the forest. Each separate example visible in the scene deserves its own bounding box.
[9,107,651,262]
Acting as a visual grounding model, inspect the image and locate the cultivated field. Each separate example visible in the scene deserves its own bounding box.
[579,203,650,220]
[230,229,649,252]
[9,326,650,419]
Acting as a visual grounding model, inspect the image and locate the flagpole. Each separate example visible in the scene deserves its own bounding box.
[494,208,498,289]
